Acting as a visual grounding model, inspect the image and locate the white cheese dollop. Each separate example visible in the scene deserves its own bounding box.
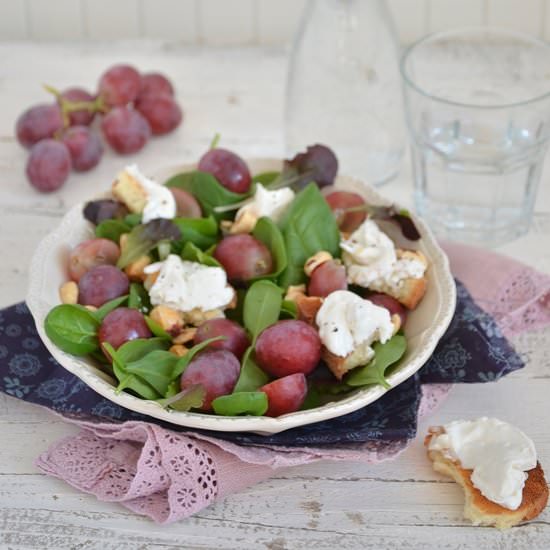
[428,417,537,510]
[341,219,426,292]
[315,290,394,358]
[144,254,234,313]
[236,183,295,223]
[126,164,176,224]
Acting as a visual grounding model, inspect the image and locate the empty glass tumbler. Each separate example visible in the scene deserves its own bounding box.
[401,28,550,247]
[286,0,406,184]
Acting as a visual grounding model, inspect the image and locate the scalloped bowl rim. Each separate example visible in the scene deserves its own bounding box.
[26,159,456,435]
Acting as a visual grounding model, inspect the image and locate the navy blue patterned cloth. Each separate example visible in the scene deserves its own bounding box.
[0,281,524,447]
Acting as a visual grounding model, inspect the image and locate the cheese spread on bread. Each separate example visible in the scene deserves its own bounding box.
[315,290,393,358]
[428,417,537,510]
[341,219,426,292]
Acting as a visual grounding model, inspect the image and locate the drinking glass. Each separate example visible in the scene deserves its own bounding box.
[401,28,550,247]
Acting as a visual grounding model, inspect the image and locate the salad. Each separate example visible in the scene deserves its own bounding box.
[44,143,428,417]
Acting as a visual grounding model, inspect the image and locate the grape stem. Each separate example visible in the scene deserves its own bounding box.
[209,133,221,150]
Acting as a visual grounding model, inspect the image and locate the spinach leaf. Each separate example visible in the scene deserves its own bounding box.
[212,391,268,416]
[181,241,221,267]
[165,171,249,219]
[243,280,283,343]
[144,316,171,340]
[93,295,128,322]
[346,334,407,388]
[280,299,298,320]
[157,385,206,412]
[233,347,269,392]
[124,213,142,227]
[251,217,287,281]
[253,171,281,187]
[278,183,341,287]
[225,288,246,325]
[115,337,169,364]
[117,219,182,269]
[95,219,130,243]
[44,304,100,356]
[171,216,219,251]
[124,350,179,395]
[128,283,151,313]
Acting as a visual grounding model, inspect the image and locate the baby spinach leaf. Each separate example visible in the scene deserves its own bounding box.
[165,171,249,220]
[212,391,268,416]
[93,295,128,322]
[172,215,218,250]
[171,336,225,378]
[124,350,179,396]
[181,240,220,267]
[233,347,269,393]
[243,280,283,343]
[346,334,407,388]
[253,171,281,187]
[115,337,169,364]
[278,183,341,287]
[144,316,171,340]
[117,219,182,269]
[44,304,100,356]
[280,299,298,320]
[128,283,151,313]
[225,288,246,325]
[124,213,142,227]
[251,217,287,281]
[95,219,130,243]
[157,385,206,411]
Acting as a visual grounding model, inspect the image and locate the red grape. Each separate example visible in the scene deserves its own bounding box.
[308,260,347,298]
[78,265,129,307]
[83,199,128,225]
[198,148,251,193]
[61,125,103,172]
[68,238,121,282]
[260,373,307,417]
[214,234,273,283]
[16,104,64,148]
[255,320,321,377]
[194,318,250,360]
[170,188,202,218]
[135,93,182,135]
[139,73,174,98]
[365,293,408,327]
[99,307,152,358]
[26,139,71,192]
[60,88,96,126]
[325,191,366,233]
[180,350,240,411]
[101,106,151,154]
[98,64,141,107]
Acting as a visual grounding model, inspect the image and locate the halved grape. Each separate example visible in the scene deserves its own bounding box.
[325,190,366,233]
[78,265,129,307]
[101,106,151,154]
[98,64,141,107]
[68,238,121,282]
[61,125,103,172]
[255,320,321,377]
[135,93,182,135]
[198,148,251,193]
[60,88,96,126]
[139,73,174,98]
[260,373,307,417]
[180,350,240,411]
[365,292,408,327]
[308,260,347,298]
[214,234,273,283]
[16,104,64,148]
[170,188,202,218]
[99,307,152,358]
[194,318,250,360]
[26,139,71,192]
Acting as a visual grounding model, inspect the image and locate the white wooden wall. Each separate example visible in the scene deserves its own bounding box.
[0,0,549,45]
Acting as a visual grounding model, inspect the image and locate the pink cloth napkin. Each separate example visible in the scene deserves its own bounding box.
[35,243,550,523]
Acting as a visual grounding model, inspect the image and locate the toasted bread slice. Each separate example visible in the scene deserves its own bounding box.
[295,294,323,325]
[112,170,147,213]
[321,345,375,380]
[425,427,549,529]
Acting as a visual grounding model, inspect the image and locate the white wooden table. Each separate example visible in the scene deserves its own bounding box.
[0,42,549,550]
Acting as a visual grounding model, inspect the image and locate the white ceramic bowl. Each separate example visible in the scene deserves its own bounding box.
[26,159,456,434]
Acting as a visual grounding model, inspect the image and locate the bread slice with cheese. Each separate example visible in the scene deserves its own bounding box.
[425,427,549,529]
[112,169,147,213]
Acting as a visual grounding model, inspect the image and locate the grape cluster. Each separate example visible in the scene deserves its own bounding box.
[16,64,183,193]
